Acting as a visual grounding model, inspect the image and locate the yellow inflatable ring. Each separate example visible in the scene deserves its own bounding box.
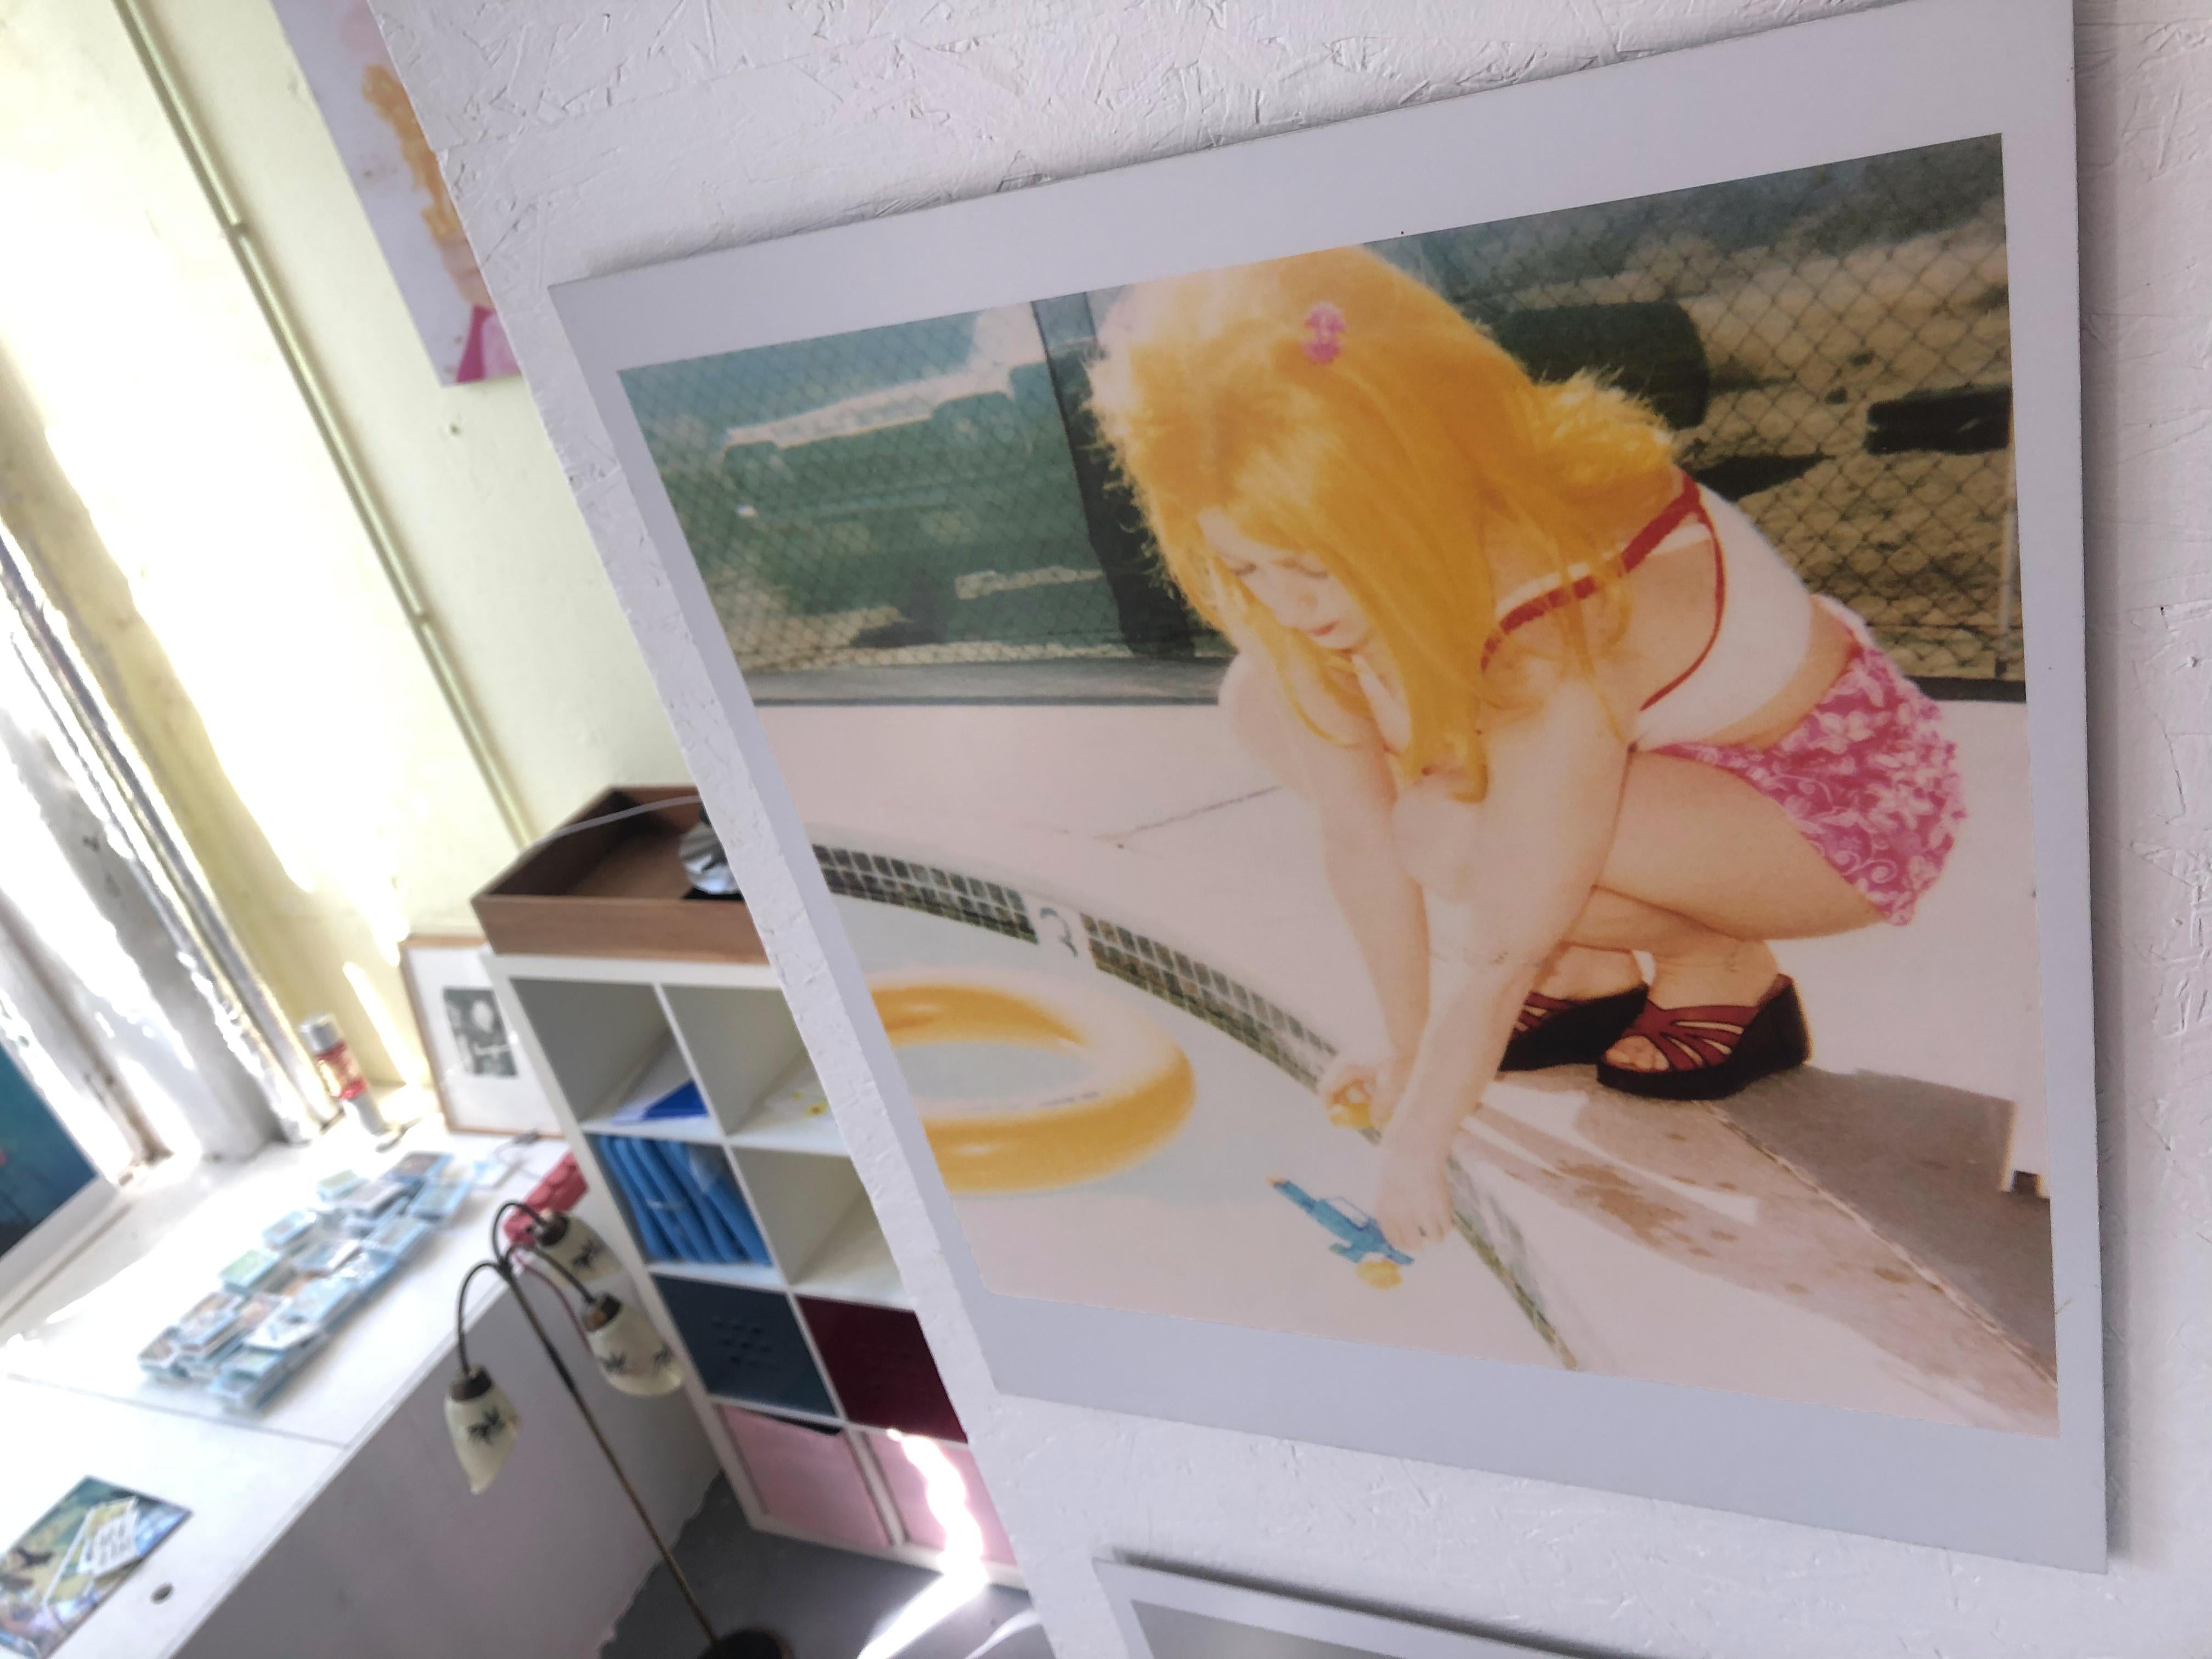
[870,968,1194,1194]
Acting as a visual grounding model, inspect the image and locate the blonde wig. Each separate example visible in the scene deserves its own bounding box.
[1088,245,1678,798]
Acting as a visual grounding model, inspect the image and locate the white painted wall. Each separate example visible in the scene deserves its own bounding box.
[370,3,2210,1654]
[153,0,693,845]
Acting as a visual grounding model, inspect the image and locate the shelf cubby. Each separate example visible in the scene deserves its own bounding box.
[861,1431,1016,1565]
[789,1200,905,1308]
[723,1051,844,1156]
[798,1296,963,1442]
[505,975,670,1128]
[732,1149,866,1280]
[718,1407,891,1552]
[588,1131,771,1273]
[659,983,818,1141]
[654,1274,837,1418]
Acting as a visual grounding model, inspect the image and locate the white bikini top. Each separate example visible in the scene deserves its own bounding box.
[1483,475,1815,751]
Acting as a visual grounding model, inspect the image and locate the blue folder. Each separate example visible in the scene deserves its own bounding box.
[682,1147,770,1265]
[605,1135,709,1261]
[644,1138,744,1262]
[657,1142,766,1264]
[592,1136,677,1261]
[620,1136,718,1262]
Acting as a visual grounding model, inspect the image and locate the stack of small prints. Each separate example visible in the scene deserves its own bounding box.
[136,1151,475,1413]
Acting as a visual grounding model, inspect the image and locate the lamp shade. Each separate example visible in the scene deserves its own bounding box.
[531,1211,618,1283]
[446,1368,522,1493]
[582,1295,685,1396]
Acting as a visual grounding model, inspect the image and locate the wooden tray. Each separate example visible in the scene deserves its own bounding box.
[471,786,765,962]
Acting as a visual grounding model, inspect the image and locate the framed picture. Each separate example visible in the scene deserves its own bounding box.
[552,0,2100,1565]
[1098,1562,1566,1659]
[399,937,557,1135]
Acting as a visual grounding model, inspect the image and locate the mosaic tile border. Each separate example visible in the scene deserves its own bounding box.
[814,844,1036,942]
[1079,916,1335,1088]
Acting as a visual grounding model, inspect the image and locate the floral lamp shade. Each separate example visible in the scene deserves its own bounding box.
[584,1296,685,1397]
[446,1368,523,1493]
[532,1211,619,1283]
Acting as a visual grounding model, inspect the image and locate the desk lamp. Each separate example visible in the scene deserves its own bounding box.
[447,1201,782,1659]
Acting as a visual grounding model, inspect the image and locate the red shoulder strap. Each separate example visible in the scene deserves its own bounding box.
[1638,485,1725,712]
[1483,473,1705,668]
[1616,471,1706,577]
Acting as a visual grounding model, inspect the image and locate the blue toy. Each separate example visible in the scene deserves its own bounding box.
[1270,1178,1414,1272]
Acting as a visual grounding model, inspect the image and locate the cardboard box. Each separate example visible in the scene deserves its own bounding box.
[470,787,765,961]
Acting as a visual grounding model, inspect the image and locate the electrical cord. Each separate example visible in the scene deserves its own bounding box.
[525,794,704,851]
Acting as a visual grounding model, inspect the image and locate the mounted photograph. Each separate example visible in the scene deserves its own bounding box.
[557,0,2097,1565]
[619,135,2050,1432]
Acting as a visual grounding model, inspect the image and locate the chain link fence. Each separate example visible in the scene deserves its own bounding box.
[624,134,2016,695]
[1387,133,2016,684]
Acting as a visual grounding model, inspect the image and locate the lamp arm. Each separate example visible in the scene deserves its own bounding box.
[453,1259,507,1378]
[501,1263,721,1649]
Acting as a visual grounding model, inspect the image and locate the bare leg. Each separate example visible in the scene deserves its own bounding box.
[1566,754,1883,1071]
[1530,941,1643,1002]
[1601,754,1880,935]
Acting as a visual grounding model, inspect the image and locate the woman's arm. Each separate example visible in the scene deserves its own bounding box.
[1220,656,1430,1096]
[1373,677,1630,1250]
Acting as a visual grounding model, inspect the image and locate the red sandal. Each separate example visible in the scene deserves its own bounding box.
[1594,976,1810,1101]
[1500,985,1649,1072]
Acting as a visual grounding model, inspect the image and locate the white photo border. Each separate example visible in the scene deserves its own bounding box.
[1097,1560,1564,1659]
[552,0,2101,1566]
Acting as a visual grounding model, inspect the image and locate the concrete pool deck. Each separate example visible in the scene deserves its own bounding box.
[768,695,2058,1430]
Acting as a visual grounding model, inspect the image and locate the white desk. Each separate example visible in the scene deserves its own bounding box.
[0,1124,716,1659]
[0,1377,341,1657]
[3,1125,534,1442]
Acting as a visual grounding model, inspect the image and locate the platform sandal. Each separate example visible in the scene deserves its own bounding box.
[1593,975,1810,1101]
[1500,984,1649,1072]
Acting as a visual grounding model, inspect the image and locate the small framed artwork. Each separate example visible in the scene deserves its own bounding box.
[1098,1562,1563,1659]
[399,936,557,1135]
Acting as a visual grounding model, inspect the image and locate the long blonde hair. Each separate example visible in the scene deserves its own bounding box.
[1088,246,1677,798]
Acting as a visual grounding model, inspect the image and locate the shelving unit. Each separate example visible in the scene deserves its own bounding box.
[484,949,1017,1583]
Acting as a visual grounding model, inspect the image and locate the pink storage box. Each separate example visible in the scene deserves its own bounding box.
[861,1431,1015,1566]
[720,1406,889,1551]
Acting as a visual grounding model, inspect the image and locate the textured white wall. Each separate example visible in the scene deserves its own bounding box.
[370,3,2209,1653]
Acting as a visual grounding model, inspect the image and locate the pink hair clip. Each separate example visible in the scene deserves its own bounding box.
[1302,302,1346,365]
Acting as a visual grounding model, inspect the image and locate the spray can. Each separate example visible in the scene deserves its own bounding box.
[300,1013,387,1136]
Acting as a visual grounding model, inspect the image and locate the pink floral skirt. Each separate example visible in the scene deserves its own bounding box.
[1652,633,1966,925]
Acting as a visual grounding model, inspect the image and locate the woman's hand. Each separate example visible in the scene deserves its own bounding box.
[1374,1121,1458,1254]
[1316,1052,1414,1130]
